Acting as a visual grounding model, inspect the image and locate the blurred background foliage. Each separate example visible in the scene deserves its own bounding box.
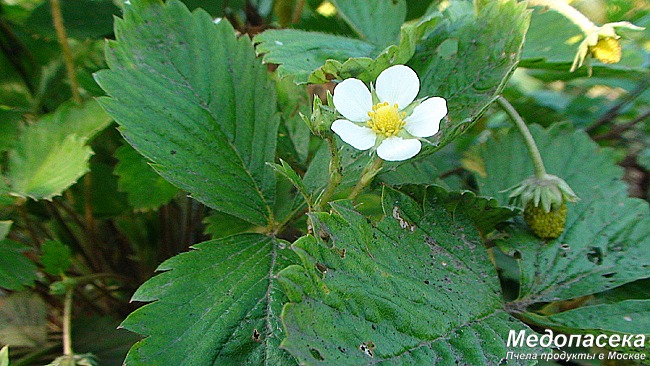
[0,0,648,364]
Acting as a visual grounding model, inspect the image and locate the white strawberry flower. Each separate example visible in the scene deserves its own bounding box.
[331,65,447,161]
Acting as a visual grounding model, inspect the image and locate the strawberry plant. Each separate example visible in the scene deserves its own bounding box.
[0,0,648,365]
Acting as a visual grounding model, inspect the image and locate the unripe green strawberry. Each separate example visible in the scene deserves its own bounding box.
[524,201,567,239]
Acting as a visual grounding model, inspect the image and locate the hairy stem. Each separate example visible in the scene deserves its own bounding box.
[62,285,73,356]
[497,96,547,178]
[315,134,343,211]
[348,156,383,200]
[50,0,81,103]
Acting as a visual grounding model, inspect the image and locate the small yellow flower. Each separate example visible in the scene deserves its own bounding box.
[590,37,621,64]
[571,22,644,72]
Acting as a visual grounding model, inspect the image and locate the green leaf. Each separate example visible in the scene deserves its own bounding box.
[96,0,279,226]
[380,164,445,186]
[254,14,437,84]
[409,0,529,153]
[399,185,519,234]
[279,188,543,365]
[588,279,650,305]
[40,240,72,276]
[8,134,91,200]
[254,29,376,83]
[0,239,38,290]
[275,77,311,165]
[6,100,112,200]
[476,124,650,304]
[0,345,8,366]
[114,145,178,211]
[121,233,298,365]
[523,300,650,336]
[378,146,458,188]
[312,19,433,84]
[202,211,254,239]
[330,0,406,49]
[270,160,312,208]
[0,292,47,347]
[43,100,113,142]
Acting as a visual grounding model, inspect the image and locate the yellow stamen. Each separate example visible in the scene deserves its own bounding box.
[590,37,622,64]
[367,102,406,137]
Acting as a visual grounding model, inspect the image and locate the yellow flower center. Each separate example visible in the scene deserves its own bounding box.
[591,37,622,64]
[367,102,406,137]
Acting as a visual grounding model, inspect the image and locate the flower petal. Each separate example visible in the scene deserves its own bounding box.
[331,119,376,150]
[333,78,372,122]
[404,97,447,138]
[376,137,421,161]
[375,65,419,108]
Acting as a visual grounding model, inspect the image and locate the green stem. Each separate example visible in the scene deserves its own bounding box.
[62,285,73,356]
[50,0,81,103]
[315,134,343,211]
[348,156,383,200]
[497,96,547,178]
[527,0,596,34]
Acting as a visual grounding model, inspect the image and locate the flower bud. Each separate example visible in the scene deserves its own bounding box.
[302,92,338,136]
